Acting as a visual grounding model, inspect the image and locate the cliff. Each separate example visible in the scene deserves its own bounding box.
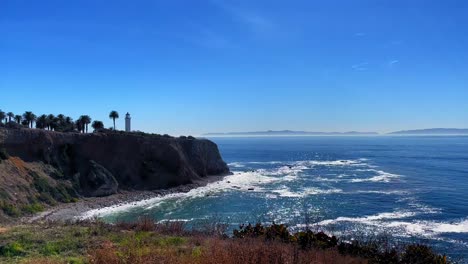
[0,127,229,220]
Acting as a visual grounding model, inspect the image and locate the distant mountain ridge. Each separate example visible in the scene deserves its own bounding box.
[204,128,468,136]
[204,130,379,136]
[388,128,468,135]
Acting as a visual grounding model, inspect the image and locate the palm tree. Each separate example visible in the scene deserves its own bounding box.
[22,111,37,128]
[14,115,22,124]
[57,114,65,128]
[79,115,92,133]
[46,114,55,130]
[36,115,48,129]
[0,110,5,125]
[54,114,65,131]
[65,116,73,125]
[109,111,119,130]
[62,116,74,132]
[7,112,14,123]
[92,120,104,131]
[75,119,84,133]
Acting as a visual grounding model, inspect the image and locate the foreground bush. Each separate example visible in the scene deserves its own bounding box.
[233,223,449,264]
[0,221,453,264]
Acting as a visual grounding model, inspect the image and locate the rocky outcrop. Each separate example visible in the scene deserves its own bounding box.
[81,160,118,197]
[0,128,230,198]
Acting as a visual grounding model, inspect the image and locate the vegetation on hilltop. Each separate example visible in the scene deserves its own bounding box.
[0,109,122,133]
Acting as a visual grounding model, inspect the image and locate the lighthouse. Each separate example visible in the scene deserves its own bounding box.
[125,112,131,132]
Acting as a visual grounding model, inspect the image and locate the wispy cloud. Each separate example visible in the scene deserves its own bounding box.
[210,0,274,34]
[388,60,399,67]
[354,32,366,37]
[352,62,369,71]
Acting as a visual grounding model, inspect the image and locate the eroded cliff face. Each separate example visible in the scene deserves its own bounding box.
[0,127,229,213]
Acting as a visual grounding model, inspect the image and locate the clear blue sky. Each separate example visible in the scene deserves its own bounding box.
[1,0,467,135]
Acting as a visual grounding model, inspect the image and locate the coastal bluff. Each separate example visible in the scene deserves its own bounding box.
[0,127,229,219]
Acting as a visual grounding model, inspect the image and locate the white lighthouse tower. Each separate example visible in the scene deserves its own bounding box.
[125,112,131,132]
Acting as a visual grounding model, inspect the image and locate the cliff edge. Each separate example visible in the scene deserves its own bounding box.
[0,127,229,220]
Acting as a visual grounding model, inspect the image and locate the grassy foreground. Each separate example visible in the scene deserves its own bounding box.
[0,219,451,264]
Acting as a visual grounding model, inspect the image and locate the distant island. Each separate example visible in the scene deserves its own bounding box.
[204,130,379,136]
[204,128,468,136]
[389,128,468,135]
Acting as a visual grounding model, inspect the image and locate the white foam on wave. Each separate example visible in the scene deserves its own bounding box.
[227,170,280,187]
[272,188,303,198]
[230,159,367,170]
[432,219,468,233]
[351,170,401,183]
[354,190,407,195]
[257,165,306,179]
[246,161,283,165]
[386,219,468,236]
[296,160,366,167]
[316,209,468,237]
[81,158,392,220]
[225,159,374,184]
[251,159,370,182]
[313,176,340,182]
[408,201,442,215]
[318,211,417,226]
[80,170,281,219]
[271,187,343,198]
[228,162,245,168]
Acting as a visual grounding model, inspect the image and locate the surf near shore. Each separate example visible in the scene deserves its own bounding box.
[25,175,226,223]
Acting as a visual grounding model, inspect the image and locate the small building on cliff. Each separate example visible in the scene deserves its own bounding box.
[125,112,131,132]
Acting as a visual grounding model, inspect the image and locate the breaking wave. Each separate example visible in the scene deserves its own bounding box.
[271,187,343,198]
[316,210,468,238]
[351,170,401,183]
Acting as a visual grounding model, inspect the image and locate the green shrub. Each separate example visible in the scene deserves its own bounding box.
[1,202,20,217]
[192,246,202,257]
[401,244,448,264]
[21,202,44,214]
[66,257,85,264]
[233,223,293,243]
[32,172,76,204]
[0,189,10,199]
[40,242,60,256]
[295,230,338,249]
[38,192,56,205]
[32,173,52,193]
[0,242,25,257]
[159,236,187,246]
[338,240,449,264]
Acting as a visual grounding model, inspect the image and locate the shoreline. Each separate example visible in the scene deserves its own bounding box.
[24,174,227,223]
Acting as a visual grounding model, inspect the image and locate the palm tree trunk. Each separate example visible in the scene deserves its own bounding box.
[113,119,116,130]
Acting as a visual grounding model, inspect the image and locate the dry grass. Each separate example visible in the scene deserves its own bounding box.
[9,156,28,175]
[0,220,452,264]
[89,237,366,264]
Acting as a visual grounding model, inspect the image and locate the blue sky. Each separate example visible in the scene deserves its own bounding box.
[1,0,467,135]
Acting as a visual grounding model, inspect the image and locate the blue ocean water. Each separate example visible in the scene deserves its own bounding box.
[87,136,468,260]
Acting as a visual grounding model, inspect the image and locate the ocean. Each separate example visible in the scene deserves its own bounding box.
[84,136,468,260]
